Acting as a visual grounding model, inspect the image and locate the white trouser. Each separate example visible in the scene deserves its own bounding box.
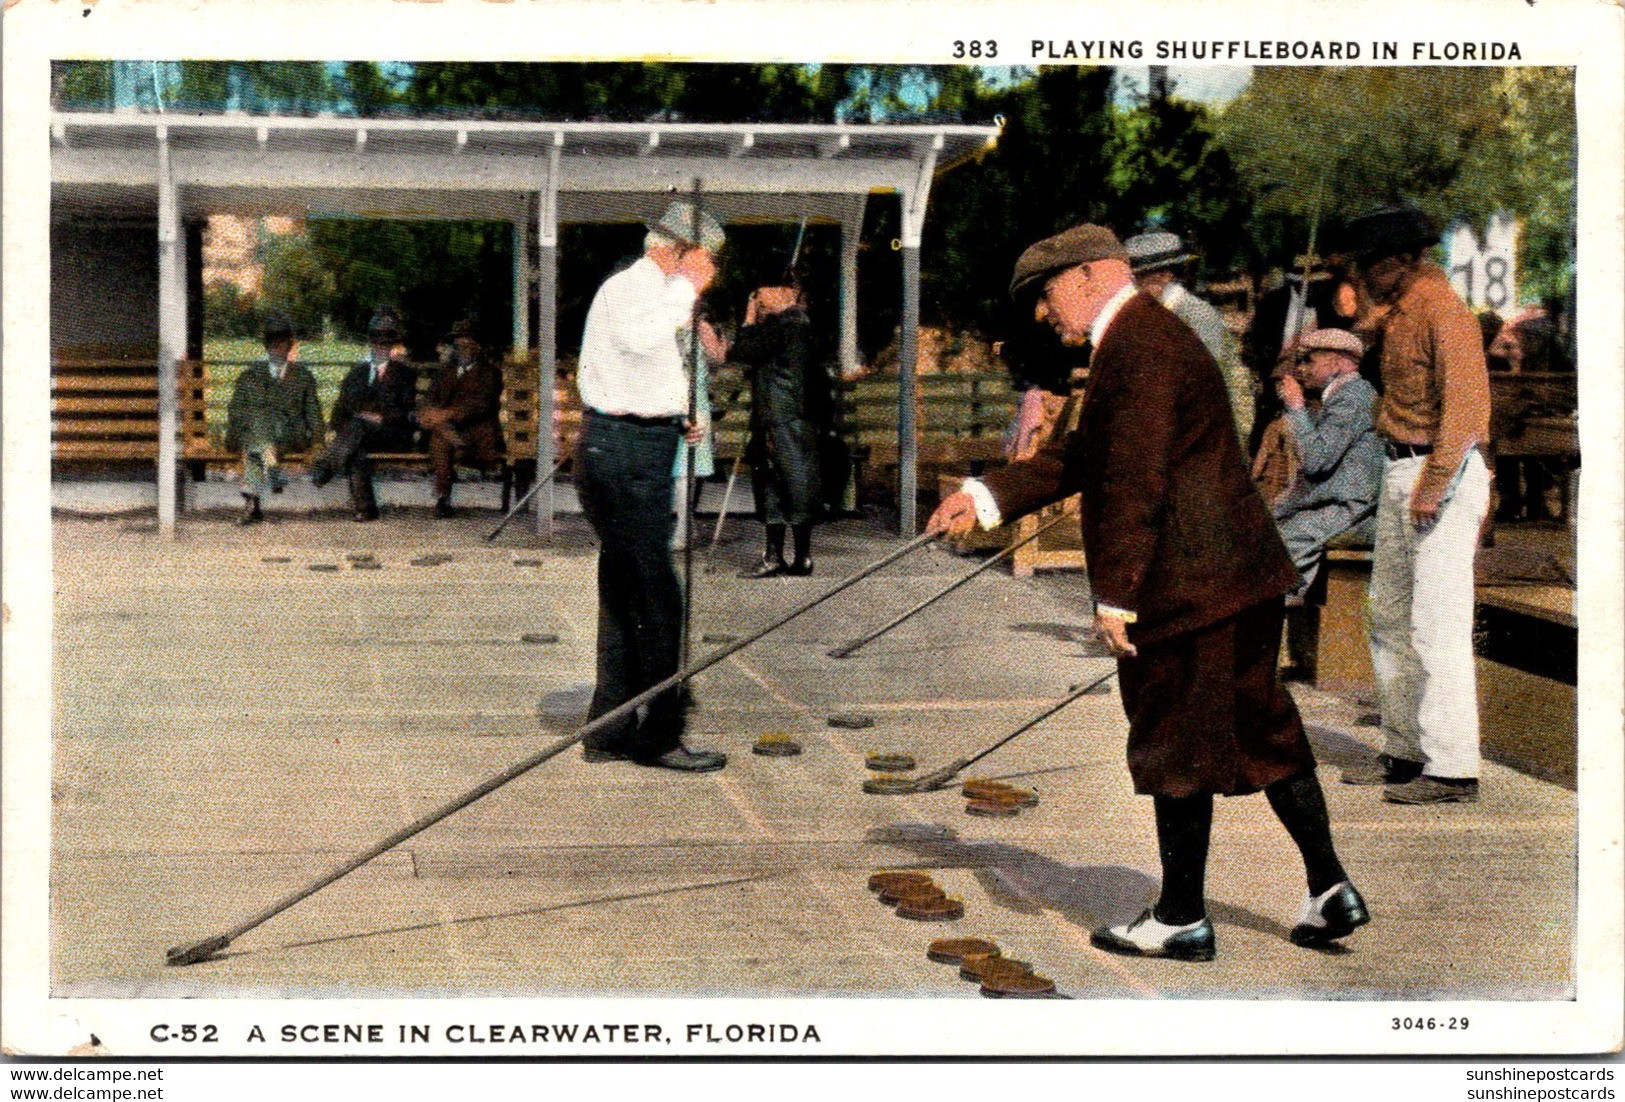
[1366,450,1490,779]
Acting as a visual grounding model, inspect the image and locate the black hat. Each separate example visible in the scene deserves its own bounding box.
[445,317,479,342]
[1340,204,1438,261]
[368,305,404,343]
[262,311,295,344]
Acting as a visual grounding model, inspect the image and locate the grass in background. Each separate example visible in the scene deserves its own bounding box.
[202,338,369,441]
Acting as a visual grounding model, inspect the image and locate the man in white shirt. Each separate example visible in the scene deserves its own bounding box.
[576,201,729,773]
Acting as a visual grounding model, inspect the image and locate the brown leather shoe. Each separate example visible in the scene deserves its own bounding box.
[1340,753,1422,786]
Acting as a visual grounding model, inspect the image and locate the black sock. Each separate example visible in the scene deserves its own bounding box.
[791,523,813,564]
[763,523,786,564]
[1152,793,1212,925]
[1265,769,1348,897]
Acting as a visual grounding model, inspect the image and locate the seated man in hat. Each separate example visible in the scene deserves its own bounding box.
[1269,327,1384,597]
[224,312,324,525]
[310,306,420,522]
[1125,231,1255,446]
[419,317,504,519]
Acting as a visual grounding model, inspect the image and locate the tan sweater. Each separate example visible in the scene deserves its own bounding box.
[1370,264,1491,507]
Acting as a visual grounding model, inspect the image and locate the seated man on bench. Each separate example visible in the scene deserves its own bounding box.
[420,316,504,519]
[224,312,323,526]
[310,305,420,522]
[1269,327,1385,598]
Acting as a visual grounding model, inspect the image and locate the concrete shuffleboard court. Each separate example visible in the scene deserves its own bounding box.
[49,514,1576,1002]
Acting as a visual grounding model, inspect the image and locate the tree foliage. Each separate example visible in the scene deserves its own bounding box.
[1214,67,1576,300]
[51,60,1573,337]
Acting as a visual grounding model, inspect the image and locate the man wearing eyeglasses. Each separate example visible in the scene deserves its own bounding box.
[1269,327,1384,598]
[573,200,728,774]
[928,224,1366,962]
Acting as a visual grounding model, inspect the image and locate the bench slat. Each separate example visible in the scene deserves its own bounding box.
[52,440,161,459]
[52,418,164,436]
[52,397,158,414]
[52,376,161,393]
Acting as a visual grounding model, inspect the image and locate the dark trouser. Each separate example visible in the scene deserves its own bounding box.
[749,422,822,527]
[577,410,686,758]
[318,419,415,511]
[427,421,503,499]
[1118,599,1314,798]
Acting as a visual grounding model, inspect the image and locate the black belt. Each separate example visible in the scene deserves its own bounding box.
[588,409,685,429]
[1385,441,1434,459]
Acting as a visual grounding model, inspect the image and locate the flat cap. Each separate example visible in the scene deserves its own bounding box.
[1124,231,1195,275]
[1339,203,1437,260]
[1298,328,1366,360]
[650,200,727,254]
[1009,224,1128,297]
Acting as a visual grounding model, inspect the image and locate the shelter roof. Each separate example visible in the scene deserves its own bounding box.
[51,112,1001,223]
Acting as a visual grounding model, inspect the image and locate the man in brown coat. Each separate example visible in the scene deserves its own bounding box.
[930,224,1367,961]
[420,317,505,518]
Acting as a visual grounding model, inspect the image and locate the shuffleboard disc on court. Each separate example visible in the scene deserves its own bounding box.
[980,972,1057,998]
[865,752,916,772]
[827,713,875,730]
[926,938,999,965]
[958,953,1032,982]
[867,870,934,894]
[752,735,803,757]
[862,774,918,795]
[896,896,964,922]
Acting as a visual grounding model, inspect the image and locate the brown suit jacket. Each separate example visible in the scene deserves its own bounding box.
[426,358,504,441]
[981,292,1298,646]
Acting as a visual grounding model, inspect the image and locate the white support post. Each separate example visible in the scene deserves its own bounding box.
[511,212,531,355]
[156,130,182,537]
[534,139,561,538]
[894,137,940,534]
[838,195,866,380]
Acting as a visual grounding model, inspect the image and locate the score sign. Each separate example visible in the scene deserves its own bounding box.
[1444,212,1520,311]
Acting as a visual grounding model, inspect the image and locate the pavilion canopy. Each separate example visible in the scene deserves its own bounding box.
[51,111,1002,535]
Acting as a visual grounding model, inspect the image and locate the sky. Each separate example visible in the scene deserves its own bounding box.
[1116,66,1255,106]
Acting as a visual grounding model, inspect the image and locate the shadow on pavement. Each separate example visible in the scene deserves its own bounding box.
[867,822,1296,944]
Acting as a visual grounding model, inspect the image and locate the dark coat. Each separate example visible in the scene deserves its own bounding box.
[732,308,836,526]
[980,292,1300,647]
[425,356,504,443]
[224,360,323,453]
[331,358,419,447]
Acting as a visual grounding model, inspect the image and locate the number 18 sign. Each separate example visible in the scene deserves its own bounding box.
[1444,212,1520,312]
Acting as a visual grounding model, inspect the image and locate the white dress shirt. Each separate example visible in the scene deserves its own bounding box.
[577,256,697,417]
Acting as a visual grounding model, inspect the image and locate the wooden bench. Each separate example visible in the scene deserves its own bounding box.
[51,358,163,461]
[44,358,546,511]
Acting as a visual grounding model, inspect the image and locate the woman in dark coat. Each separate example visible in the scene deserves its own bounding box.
[731,284,835,577]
